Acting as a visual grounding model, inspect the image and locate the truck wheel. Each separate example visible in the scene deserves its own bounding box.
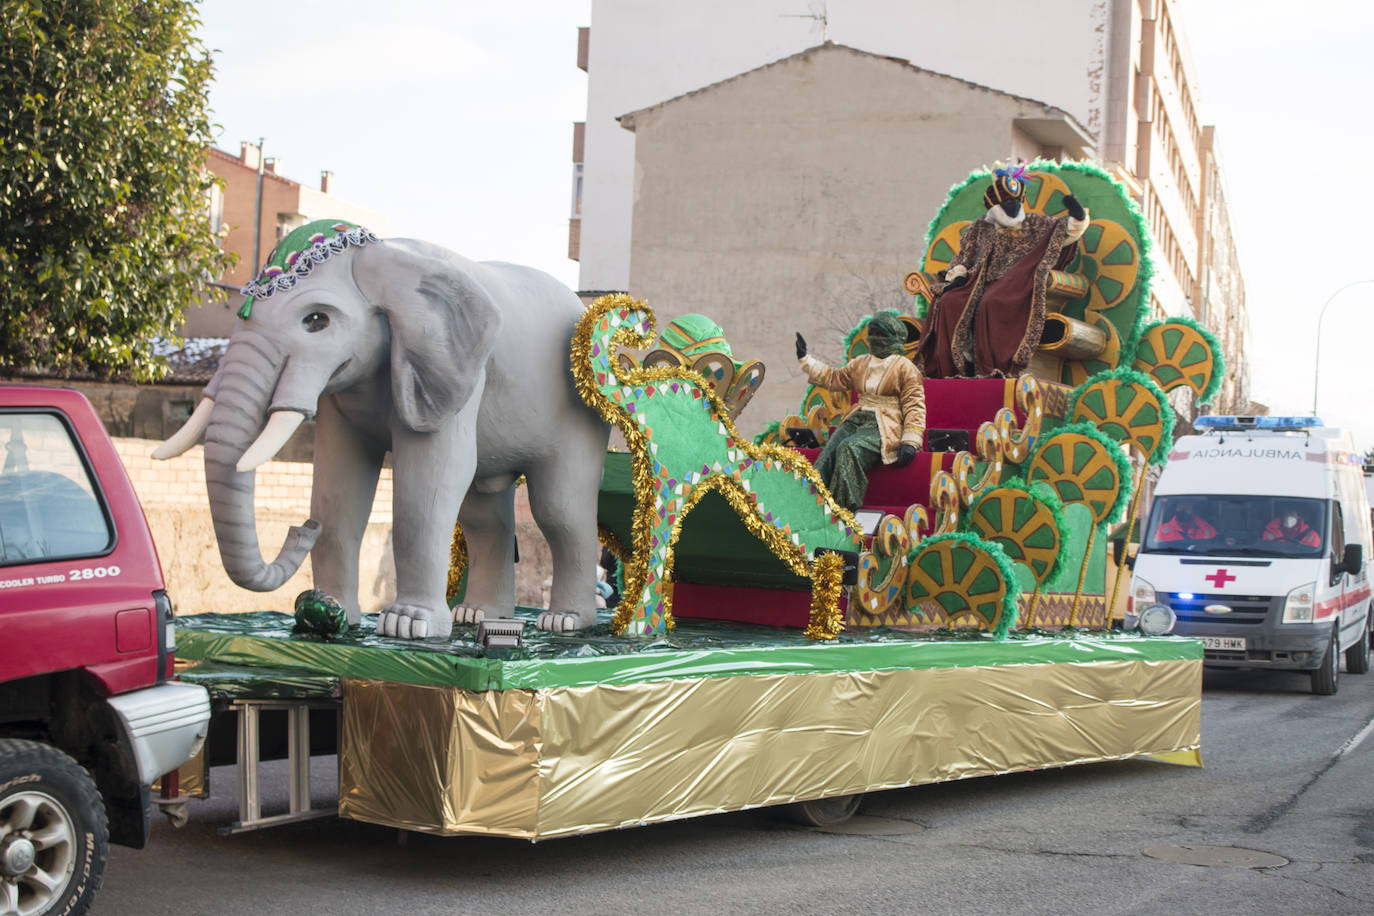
[1345,613,1371,675]
[785,794,864,827]
[0,739,107,916]
[1312,629,1340,696]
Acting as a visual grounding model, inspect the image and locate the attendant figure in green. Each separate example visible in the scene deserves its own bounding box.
[796,313,926,511]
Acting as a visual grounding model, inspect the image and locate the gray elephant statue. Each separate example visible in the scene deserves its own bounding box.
[155,220,609,638]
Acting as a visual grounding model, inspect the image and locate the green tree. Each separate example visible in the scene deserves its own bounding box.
[0,0,230,380]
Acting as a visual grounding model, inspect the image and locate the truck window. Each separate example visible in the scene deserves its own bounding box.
[0,412,112,564]
[1143,494,1327,558]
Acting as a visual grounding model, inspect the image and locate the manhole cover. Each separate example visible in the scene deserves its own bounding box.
[807,815,925,836]
[1143,845,1288,869]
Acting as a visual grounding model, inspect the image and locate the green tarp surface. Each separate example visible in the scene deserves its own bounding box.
[176,610,1202,694]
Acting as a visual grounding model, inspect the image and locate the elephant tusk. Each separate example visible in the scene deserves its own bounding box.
[152,397,215,459]
[236,410,307,472]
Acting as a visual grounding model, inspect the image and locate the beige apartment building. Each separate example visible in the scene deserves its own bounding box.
[570,0,1253,429]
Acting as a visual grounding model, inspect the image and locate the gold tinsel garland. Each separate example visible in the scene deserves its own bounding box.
[445,521,468,605]
[571,294,860,638]
[804,550,847,640]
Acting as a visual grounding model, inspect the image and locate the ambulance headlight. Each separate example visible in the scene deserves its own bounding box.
[1131,578,1156,609]
[1282,582,1316,623]
[1137,604,1177,636]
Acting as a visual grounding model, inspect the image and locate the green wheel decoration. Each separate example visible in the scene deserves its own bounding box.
[966,478,1068,587]
[903,531,1019,638]
[1026,421,1132,528]
[1067,367,1175,466]
[1131,316,1225,406]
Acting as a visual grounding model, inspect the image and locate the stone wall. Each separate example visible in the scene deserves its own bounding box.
[113,438,555,616]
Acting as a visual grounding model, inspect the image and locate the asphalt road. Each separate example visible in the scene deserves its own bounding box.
[98,664,1374,915]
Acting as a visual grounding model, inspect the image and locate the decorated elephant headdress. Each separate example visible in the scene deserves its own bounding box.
[238,219,381,318]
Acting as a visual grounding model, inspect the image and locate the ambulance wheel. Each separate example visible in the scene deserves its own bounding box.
[1312,629,1340,695]
[785,794,864,827]
[0,739,107,916]
[1345,612,1370,674]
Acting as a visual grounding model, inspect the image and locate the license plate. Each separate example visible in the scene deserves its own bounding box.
[1202,636,1245,650]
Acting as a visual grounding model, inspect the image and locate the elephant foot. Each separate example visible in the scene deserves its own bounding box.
[537,610,593,633]
[451,604,485,626]
[377,603,453,639]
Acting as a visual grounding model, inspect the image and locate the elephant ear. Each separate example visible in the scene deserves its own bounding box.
[353,241,502,432]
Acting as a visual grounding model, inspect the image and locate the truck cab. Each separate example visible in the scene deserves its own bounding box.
[1130,416,1373,695]
[1,384,210,915]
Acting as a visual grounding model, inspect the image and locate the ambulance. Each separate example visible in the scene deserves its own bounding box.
[1129,416,1373,695]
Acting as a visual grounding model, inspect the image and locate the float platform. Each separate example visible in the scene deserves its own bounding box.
[176,612,1201,839]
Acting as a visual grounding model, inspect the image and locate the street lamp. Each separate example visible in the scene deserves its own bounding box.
[1313,279,1374,414]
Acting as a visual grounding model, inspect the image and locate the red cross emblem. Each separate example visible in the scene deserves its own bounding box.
[1205,568,1236,588]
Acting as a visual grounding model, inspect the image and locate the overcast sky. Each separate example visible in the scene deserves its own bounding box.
[198,0,1374,450]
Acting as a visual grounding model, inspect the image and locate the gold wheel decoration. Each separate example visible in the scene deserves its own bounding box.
[1069,375,1170,464]
[921,221,972,275]
[1131,319,1221,402]
[904,534,1017,634]
[967,486,1064,588]
[1060,315,1124,388]
[1021,171,1075,215]
[1073,219,1140,319]
[1026,430,1126,528]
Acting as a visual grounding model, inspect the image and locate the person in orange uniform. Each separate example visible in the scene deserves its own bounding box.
[1157,501,1217,542]
[1262,506,1321,548]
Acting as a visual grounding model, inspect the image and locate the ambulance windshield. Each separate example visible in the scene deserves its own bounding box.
[1143,494,1328,558]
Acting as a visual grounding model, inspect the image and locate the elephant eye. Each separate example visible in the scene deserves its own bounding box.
[302,312,330,332]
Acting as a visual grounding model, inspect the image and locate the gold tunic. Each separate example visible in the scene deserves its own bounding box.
[799,353,926,463]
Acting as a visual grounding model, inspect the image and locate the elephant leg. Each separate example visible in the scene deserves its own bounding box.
[452,485,517,624]
[526,456,602,632]
[309,396,384,625]
[377,416,475,640]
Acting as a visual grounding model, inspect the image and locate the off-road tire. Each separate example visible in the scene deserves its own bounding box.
[1345,612,1371,675]
[1312,629,1340,696]
[784,793,864,827]
[0,739,108,916]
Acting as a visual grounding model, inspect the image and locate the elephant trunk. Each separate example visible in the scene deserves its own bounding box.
[204,329,321,592]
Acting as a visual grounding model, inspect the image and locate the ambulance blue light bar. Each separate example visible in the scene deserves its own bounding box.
[1194,415,1324,431]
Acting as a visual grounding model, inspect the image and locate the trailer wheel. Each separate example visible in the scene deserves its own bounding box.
[1312,629,1340,695]
[0,739,108,916]
[785,794,864,827]
[1345,612,1371,675]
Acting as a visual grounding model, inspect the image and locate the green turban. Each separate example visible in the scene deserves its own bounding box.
[866,313,907,359]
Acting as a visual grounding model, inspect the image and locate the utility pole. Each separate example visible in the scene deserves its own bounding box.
[250,137,265,276]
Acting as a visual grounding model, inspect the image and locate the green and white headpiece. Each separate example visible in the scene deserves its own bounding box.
[238,219,380,318]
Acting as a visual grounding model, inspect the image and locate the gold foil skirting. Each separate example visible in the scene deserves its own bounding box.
[338,679,543,837]
[337,660,1199,838]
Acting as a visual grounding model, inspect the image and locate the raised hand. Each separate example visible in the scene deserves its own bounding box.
[1063,194,1086,221]
[795,332,808,359]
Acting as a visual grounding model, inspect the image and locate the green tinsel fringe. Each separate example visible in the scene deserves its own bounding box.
[1066,366,1176,466]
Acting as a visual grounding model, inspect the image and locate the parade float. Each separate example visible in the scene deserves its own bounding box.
[167,160,1221,837]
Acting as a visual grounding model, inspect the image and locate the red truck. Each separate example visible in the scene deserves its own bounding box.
[1,384,210,915]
